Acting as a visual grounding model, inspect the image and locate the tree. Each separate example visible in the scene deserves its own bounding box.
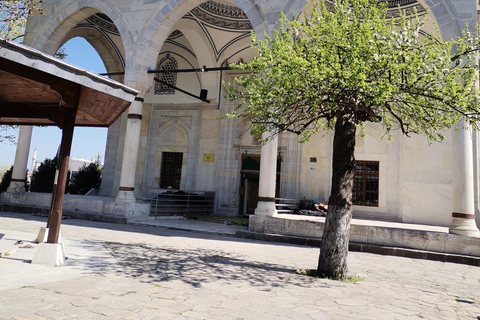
[0,165,29,192]
[0,165,13,192]
[0,125,17,144]
[226,0,480,279]
[30,157,69,193]
[0,0,44,42]
[67,161,102,195]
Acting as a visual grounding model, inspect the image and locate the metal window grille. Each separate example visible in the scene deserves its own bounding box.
[154,54,177,95]
[352,160,379,207]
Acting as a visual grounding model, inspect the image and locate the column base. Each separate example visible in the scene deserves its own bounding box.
[449,215,480,238]
[34,227,62,243]
[35,227,49,243]
[31,243,65,266]
[116,190,136,203]
[254,201,277,216]
[7,181,26,193]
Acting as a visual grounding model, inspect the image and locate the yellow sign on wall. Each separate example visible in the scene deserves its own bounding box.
[203,154,214,162]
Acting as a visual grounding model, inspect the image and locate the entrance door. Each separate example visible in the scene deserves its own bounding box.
[239,154,282,215]
[246,177,259,214]
[160,152,183,189]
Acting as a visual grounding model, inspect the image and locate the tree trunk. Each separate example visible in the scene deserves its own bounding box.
[317,109,356,280]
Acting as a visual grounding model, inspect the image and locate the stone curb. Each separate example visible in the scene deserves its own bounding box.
[0,204,127,224]
[235,230,480,267]
[127,221,237,238]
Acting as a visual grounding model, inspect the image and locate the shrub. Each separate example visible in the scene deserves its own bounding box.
[0,166,29,193]
[67,161,102,195]
[30,157,69,193]
[0,165,13,192]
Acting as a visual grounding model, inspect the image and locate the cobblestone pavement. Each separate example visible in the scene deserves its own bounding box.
[0,212,479,319]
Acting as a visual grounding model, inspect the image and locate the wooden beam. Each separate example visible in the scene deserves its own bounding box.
[0,103,71,128]
[0,118,56,126]
[46,87,80,244]
[0,103,60,116]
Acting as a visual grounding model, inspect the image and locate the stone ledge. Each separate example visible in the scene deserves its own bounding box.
[0,191,152,224]
[0,203,128,224]
[248,214,480,257]
[235,230,480,266]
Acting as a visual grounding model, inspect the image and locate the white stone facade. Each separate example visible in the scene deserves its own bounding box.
[16,0,480,228]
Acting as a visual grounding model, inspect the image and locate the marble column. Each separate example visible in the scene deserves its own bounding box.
[449,120,480,237]
[255,133,278,216]
[7,126,33,192]
[116,97,144,202]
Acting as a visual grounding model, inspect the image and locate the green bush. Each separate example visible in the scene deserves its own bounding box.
[0,165,13,192]
[67,161,102,195]
[30,157,69,193]
[30,158,57,193]
[0,165,29,193]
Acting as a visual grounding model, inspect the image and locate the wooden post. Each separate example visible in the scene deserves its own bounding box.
[46,108,76,244]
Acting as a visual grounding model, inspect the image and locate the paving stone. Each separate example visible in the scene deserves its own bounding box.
[1,212,480,319]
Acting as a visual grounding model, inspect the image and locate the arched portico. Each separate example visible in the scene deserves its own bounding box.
[11,5,132,196]
[7,0,479,230]
[138,0,261,205]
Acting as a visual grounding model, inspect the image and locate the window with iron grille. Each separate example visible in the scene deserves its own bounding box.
[160,152,183,189]
[154,54,177,94]
[352,160,379,207]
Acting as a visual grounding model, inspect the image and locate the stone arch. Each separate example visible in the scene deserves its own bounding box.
[179,26,221,98]
[281,0,468,42]
[125,0,267,94]
[423,0,464,40]
[366,123,386,146]
[25,1,132,65]
[156,118,191,145]
[61,28,125,83]
[281,0,308,20]
[152,118,192,190]
[142,111,201,193]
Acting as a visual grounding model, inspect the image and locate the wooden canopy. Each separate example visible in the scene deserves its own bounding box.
[0,39,138,128]
[0,39,138,245]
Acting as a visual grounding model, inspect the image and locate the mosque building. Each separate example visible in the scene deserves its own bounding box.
[4,0,480,236]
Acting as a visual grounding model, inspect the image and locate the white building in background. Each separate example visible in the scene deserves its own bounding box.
[68,158,101,177]
[26,148,97,182]
[4,0,479,234]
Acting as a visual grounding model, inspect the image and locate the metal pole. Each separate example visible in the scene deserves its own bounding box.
[153,78,210,103]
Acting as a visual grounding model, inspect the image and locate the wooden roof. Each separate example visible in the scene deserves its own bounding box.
[0,39,138,128]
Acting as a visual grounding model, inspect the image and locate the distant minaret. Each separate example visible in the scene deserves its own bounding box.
[30,146,37,174]
[26,146,37,185]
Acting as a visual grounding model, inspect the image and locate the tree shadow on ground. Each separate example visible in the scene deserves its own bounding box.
[2,211,313,250]
[103,241,327,290]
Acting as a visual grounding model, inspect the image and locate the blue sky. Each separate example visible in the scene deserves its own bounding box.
[0,37,109,167]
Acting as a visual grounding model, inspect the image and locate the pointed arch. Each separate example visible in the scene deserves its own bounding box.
[24,1,132,66]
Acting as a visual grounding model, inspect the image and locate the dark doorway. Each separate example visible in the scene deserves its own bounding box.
[246,175,260,214]
[239,154,281,215]
[160,152,183,189]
